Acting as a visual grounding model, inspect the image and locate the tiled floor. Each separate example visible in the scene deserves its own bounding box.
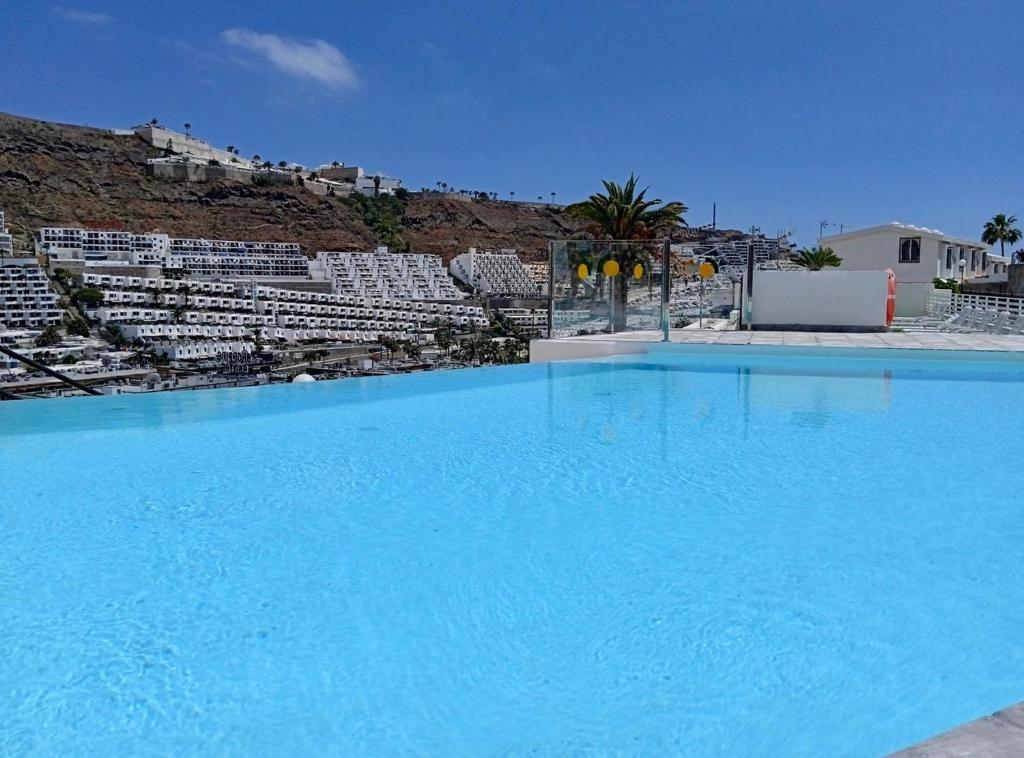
[888,703,1024,757]
[574,329,1024,352]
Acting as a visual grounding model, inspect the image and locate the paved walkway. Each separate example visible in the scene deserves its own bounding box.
[889,702,1024,757]
[573,329,1024,352]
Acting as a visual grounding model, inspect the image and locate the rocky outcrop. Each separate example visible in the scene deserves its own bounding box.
[0,111,581,261]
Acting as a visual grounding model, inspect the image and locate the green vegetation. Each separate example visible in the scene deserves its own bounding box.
[792,245,843,270]
[451,334,528,365]
[51,267,75,289]
[346,193,409,251]
[34,326,62,347]
[566,175,687,330]
[71,286,105,308]
[933,277,961,294]
[65,318,91,337]
[100,324,128,347]
[981,213,1021,258]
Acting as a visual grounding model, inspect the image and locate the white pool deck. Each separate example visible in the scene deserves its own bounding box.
[531,329,1024,363]
[535,328,1024,756]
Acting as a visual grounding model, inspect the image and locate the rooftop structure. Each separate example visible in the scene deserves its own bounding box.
[134,124,242,166]
[449,248,539,296]
[317,166,402,196]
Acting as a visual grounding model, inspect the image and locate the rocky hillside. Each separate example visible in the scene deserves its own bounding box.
[0,112,580,262]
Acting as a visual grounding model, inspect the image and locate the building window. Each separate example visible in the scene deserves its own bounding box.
[982,251,988,271]
[945,246,953,270]
[971,251,977,271]
[898,237,921,263]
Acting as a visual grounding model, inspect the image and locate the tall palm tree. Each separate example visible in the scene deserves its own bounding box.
[981,213,1022,258]
[566,175,687,330]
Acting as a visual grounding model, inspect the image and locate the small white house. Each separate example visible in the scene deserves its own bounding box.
[821,222,996,316]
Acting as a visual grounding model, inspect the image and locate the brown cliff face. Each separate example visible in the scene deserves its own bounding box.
[0,111,581,262]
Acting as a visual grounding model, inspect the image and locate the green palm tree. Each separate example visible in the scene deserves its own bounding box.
[565,175,687,330]
[791,245,843,270]
[981,214,1022,259]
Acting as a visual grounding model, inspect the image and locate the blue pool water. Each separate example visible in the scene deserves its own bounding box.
[4,346,1024,756]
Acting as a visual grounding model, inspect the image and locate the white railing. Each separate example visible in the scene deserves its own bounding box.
[928,290,1024,319]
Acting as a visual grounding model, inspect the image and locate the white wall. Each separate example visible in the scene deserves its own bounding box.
[827,230,939,282]
[750,269,890,329]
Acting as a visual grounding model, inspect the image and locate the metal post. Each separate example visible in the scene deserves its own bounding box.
[546,241,554,340]
[609,275,615,334]
[744,240,754,330]
[661,238,670,342]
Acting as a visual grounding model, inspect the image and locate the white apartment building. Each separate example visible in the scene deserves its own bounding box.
[166,238,309,278]
[821,223,996,315]
[317,166,402,196]
[498,307,548,330]
[449,249,539,296]
[34,225,311,277]
[0,211,13,256]
[36,227,170,264]
[312,249,464,301]
[1,258,63,327]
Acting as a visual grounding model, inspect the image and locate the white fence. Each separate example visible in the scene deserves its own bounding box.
[927,290,1024,319]
[925,289,1024,334]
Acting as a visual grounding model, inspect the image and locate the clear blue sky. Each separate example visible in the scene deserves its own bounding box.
[2,0,1021,247]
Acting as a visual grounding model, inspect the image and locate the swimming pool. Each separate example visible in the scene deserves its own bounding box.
[3,346,1024,755]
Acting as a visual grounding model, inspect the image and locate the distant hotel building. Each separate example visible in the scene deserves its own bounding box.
[34,226,309,278]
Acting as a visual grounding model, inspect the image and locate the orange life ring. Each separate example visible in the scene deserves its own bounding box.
[885,270,897,326]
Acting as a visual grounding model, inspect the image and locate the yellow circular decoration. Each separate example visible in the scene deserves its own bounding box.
[633,263,644,280]
[602,259,620,277]
[577,263,589,279]
[698,262,715,279]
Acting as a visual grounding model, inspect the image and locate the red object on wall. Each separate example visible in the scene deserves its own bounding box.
[885,269,897,326]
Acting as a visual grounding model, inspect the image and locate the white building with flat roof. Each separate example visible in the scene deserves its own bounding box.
[35,227,170,264]
[821,222,998,315]
[34,225,310,277]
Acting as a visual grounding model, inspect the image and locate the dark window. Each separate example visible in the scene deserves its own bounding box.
[898,237,921,263]
[982,251,988,271]
[971,251,977,271]
[945,247,953,270]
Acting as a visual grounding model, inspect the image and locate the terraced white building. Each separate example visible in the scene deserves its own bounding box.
[1,258,63,327]
[312,249,464,301]
[449,248,539,296]
[81,273,488,351]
